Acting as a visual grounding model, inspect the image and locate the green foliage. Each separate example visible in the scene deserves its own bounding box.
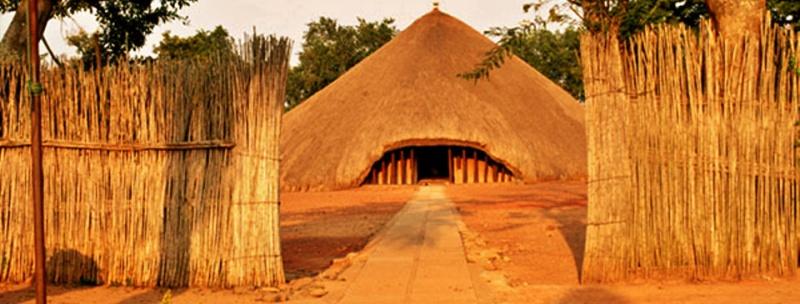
[89,0,196,61]
[0,1,17,12]
[619,0,709,39]
[456,28,516,82]
[619,0,800,37]
[65,30,102,68]
[2,0,197,62]
[461,25,584,100]
[154,26,234,60]
[770,0,800,28]
[512,27,583,100]
[286,17,397,110]
[462,0,709,100]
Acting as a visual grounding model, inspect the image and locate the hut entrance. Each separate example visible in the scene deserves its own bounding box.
[364,145,514,185]
[416,147,450,181]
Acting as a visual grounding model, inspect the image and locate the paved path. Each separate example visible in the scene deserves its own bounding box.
[338,185,478,303]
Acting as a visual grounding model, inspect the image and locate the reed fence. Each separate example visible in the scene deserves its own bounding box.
[0,35,291,287]
[581,20,800,282]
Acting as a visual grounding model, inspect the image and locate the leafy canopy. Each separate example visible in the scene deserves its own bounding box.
[286,17,397,110]
[488,25,584,100]
[2,0,197,62]
[769,0,800,28]
[154,26,234,60]
[467,0,800,101]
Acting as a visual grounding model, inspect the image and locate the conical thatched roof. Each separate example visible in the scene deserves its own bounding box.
[280,9,586,191]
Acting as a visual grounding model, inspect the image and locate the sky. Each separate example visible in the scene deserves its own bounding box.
[0,0,539,65]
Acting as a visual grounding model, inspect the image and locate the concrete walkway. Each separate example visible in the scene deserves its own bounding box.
[338,185,478,303]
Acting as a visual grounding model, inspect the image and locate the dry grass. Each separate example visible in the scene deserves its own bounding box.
[0,36,291,287]
[581,20,799,282]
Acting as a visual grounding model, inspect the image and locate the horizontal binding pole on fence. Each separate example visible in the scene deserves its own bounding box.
[0,139,235,151]
[586,220,629,226]
[231,200,281,206]
[224,254,284,262]
[632,154,799,180]
[587,175,632,184]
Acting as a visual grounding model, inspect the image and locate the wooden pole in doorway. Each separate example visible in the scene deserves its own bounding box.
[483,153,489,183]
[405,149,413,184]
[400,149,406,185]
[390,151,396,184]
[472,150,479,183]
[410,148,416,184]
[461,148,467,184]
[380,158,387,184]
[490,162,498,183]
[448,147,453,183]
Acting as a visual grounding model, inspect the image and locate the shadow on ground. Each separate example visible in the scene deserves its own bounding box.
[116,288,183,304]
[447,182,588,282]
[557,287,630,304]
[280,197,410,280]
[0,249,100,304]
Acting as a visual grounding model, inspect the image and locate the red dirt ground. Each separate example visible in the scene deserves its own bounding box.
[448,182,800,304]
[280,185,415,280]
[0,186,415,304]
[2,183,798,303]
[448,181,588,285]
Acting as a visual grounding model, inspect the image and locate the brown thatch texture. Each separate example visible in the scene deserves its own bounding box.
[280,9,587,191]
[581,20,800,283]
[0,36,291,287]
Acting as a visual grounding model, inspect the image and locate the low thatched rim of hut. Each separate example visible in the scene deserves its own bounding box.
[355,137,525,185]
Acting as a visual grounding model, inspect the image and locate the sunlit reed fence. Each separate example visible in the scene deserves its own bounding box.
[581,20,800,283]
[0,35,291,288]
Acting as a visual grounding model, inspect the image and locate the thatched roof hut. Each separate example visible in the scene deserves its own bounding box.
[281,8,586,191]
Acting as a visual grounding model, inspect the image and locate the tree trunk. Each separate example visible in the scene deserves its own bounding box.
[0,0,56,61]
[706,0,766,41]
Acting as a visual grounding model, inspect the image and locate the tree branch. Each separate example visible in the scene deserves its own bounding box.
[41,35,64,67]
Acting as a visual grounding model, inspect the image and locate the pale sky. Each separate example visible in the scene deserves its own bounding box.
[0,0,543,65]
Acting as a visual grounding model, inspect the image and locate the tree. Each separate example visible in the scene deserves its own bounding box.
[154,26,234,60]
[64,30,101,67]
[770,0,800,28]
[1,0,197,61]
[619,0,709,39]
[0,0,54,60]
[461,1,709,100]
[464,0,800,97]
[481,25,584,100]
[706,0,766,40]
[286,17,397,110]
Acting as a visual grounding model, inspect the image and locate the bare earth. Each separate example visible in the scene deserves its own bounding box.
[281,185,415,280]
[0,186,415,304]
[448,182,800,304]
[2,182,798,303]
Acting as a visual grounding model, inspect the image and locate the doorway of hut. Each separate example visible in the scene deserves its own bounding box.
[415,147,450,183]
[363,145,514,185]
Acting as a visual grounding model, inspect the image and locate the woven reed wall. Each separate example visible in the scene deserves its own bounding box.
[0,36,291,288]
[581,21,800,282]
